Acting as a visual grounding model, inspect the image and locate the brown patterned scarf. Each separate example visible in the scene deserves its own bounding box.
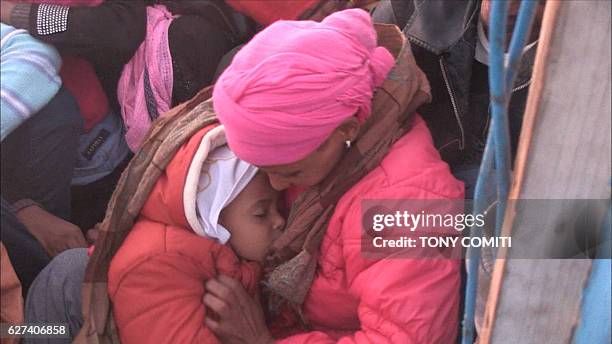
[262,24,432,321]
[75,87,217,344]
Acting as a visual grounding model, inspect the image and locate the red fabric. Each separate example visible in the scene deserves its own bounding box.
[59,55,109,132]
[225,0,318,26]
[276,116,465,343]
[108,124,261,344]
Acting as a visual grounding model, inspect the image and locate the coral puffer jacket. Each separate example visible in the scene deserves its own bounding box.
[277,116,464,344]
[108,115,463,343]
[108,125,260,344]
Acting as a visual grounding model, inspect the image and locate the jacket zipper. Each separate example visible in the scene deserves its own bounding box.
[439,57,466,150]
[511,79,531,93]
[406,36,529,152]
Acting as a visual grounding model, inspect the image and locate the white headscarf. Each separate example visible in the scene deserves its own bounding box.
[194,145,258,244]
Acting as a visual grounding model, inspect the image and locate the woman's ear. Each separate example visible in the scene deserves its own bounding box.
[336,117,360,142]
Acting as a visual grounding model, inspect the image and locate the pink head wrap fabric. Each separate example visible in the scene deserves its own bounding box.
[213,9,395,166]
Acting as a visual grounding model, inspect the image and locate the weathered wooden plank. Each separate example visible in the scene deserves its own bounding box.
[480,1,611,343]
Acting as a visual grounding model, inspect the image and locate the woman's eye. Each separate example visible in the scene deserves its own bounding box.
[254,212,267,218]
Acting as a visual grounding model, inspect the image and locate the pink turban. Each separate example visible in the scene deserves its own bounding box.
[213,9,395,166]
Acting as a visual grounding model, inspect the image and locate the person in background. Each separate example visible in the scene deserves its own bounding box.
[0,0,253,150]
[373,0,546,338]
[0,0,147,233]
[212,0,379,84]
[0,0,146,112]
[117,0,243,151]
[372,0,545,198]
[1,23,86,293]
[225,0,379,25]
[10,0,113,134]
[1,22,61,142]
[0,0,251,230]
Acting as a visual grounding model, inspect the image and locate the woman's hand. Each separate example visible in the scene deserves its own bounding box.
[203,274,274,344]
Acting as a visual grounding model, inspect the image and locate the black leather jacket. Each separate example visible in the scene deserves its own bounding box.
[373,0,534,166]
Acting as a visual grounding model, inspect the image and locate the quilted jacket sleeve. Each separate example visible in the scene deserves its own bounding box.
[108,253,220,344]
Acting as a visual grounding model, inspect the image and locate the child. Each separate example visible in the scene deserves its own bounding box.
[193,145,285,263]
[107,126,285,344]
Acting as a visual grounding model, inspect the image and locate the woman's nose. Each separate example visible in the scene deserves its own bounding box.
[274,214,286,229]
[268,175,291,191]
[272,215,286,238]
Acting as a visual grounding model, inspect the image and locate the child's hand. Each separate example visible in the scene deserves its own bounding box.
[86,227,100,245]
[203,275,273,344]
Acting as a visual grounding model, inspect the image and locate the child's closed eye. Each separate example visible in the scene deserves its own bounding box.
[253,210,268,218]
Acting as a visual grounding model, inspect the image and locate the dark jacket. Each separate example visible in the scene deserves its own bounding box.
[373,0,534,166]
[10,0,254,111]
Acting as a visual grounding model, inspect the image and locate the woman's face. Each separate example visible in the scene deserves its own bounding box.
[258,118,360,191]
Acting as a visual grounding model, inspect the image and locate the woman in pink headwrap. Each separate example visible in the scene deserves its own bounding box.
[204,8,465,344]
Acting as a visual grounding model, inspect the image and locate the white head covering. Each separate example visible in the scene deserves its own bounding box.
[194,145,258,244]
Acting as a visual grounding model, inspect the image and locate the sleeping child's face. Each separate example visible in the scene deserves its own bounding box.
[219,172,285,263]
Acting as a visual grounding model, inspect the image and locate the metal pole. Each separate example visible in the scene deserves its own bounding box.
[461,1,538,343]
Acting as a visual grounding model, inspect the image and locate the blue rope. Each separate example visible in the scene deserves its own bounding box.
[493,0,539,236]
[506,0,539,92]
[462,128,495,344]
[461,1,538,343]
[488,0,512,237]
